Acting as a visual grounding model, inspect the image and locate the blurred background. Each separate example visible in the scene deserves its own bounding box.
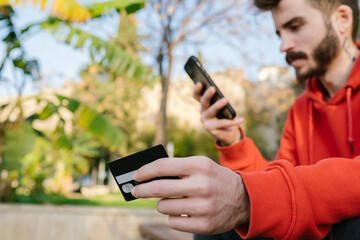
[0,0,305,239]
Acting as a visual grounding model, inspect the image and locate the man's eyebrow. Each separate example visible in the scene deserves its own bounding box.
[275,17,305,36]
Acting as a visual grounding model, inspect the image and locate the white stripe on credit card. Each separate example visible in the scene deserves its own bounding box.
[115,170,137,184]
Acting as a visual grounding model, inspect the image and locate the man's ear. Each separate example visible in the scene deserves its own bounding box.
[334,5,353,35]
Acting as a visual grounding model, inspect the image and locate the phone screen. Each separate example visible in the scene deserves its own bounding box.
[184,56,236,119]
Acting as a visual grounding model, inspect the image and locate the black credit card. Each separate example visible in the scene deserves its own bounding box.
[108,144,173,201]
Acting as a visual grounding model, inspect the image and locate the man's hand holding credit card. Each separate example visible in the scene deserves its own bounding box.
[108,144,177,201]
[108,144,249,234]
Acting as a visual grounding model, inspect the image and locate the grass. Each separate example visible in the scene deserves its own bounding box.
[14,192,158,208]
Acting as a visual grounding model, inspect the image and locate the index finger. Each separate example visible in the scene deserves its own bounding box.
[133,157,196,182]
[193,82,204,101]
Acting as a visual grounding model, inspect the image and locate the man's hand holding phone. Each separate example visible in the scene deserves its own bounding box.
[184,56,243,146]
[193,82,244,146]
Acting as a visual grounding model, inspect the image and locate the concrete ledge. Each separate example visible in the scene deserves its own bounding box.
[0,204,171,240]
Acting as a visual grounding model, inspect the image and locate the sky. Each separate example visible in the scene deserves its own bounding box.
[0,3,289,97]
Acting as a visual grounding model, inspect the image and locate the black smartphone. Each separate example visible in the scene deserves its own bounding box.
[184,56,236,119]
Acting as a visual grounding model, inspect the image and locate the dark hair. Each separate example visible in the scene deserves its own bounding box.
[254,0,359,41]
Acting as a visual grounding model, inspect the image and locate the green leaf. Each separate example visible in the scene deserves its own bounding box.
[3,121,37,170]
[65,28,76,45]
[73,134,102,158]
[56,94,80,112]
[88,0,145,17]
[54,133,72,149]
[12,57,25,69]
[77,106,126,152]
[74,33,87,48]
[38,102,58,120]
[26,113,40,122]
[2,31,16,43]
[55,94,126,152]
[0,102,9,111]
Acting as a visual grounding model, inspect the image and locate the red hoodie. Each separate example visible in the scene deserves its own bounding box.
[217,47,360,239]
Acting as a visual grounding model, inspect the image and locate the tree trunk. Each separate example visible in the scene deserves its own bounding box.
[153,17,176,147]
[153,73,169,146]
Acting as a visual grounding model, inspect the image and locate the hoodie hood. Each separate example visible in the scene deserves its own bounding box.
[305,41,360,105]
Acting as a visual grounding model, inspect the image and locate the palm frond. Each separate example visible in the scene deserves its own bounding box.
[39,18,157,85]
[57,94,127,153]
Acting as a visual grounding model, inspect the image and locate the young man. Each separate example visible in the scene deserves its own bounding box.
[132,0,360,239]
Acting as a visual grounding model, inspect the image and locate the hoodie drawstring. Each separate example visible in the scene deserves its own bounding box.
[309,100,314,164]
[308,88,354,163]
[346,87,354,154]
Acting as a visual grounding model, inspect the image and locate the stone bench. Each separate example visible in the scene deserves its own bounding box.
[139,224,193,240]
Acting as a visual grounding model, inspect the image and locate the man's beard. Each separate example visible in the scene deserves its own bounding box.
[286,23,340,84]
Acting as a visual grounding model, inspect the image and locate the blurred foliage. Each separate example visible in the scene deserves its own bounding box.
[244,79,304,159]
[3,121,37,171]
[70,10,154,156]
[167,120,219,163]
[75,64,149,156]
[244,105,273,159]
[0,6,41,201]
[0,2,150,201]
[0,0,145,23]
[0,91,130,200]
[18,137,89,196]
[1,1,154,89]
[0,6,40,94]
[137,119,219,163]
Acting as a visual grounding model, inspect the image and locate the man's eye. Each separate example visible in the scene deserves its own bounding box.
[290,25,300,31]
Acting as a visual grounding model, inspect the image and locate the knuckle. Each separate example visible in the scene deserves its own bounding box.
[149,181,163,197]
[203,120,212,130]
[152,158,167,175]
[192,156,212,170]
[193,176,212,197]
[213,101,222,109]
[198,200,213,215]
[153,158,165,169]
[198,180,212,197]
[200,157,215,173]
[200,112,207,122]
[193,158,216,197]
[200,98,207,107]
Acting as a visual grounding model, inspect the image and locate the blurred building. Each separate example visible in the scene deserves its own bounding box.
[258,66,294,89]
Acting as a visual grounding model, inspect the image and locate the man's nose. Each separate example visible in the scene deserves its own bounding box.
[280,34,295,53]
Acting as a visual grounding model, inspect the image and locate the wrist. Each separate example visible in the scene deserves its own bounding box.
[219,128,242,147]
[233,128,243,144]
[234,172,250,227]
